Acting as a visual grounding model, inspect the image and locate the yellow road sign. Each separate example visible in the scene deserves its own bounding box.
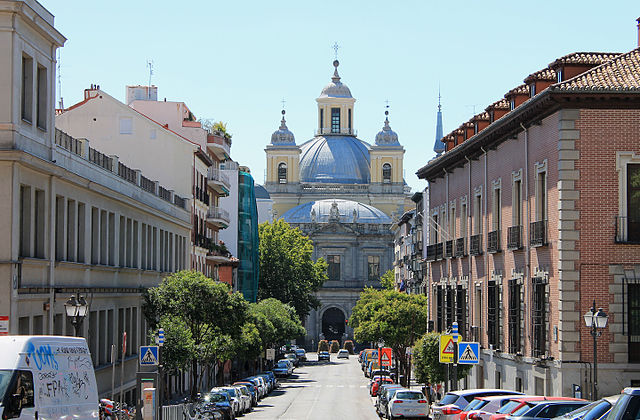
[439,334,461,363]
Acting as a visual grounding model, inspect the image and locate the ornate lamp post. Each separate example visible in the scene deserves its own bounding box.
[64,292,89,336]
[583,300,609,400]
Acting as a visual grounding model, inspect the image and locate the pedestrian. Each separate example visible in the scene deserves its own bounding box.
[422,382,433,405]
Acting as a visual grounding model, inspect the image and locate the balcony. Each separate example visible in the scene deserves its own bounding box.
[507,225,523,250]
[207,132,232,160]
[616,216,640,244]
[530,220,547,247]
[207,167,230,196]
[470,234,483,256]
[435,242,444,261]
[455,238,466,257]
[194,186,210,206]
[206,206,230,228]
[445,240,454,258]
[487,230,501,254]
[426,244,439,262]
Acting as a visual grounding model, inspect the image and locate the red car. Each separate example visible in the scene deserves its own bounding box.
[490,397,584,420]
[370,376,394,397]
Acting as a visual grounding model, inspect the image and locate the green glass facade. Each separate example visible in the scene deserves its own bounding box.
[237,171,259,302]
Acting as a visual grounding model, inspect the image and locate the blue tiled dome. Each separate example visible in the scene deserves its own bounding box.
[299,136,371,184]
[281,199,391,224]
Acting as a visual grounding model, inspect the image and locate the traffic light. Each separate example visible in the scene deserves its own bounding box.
[345,319,348,325]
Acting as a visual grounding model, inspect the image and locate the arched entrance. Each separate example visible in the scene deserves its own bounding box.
[322,307,345,343]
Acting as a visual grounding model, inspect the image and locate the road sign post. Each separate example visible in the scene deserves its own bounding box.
[452,322,458,391]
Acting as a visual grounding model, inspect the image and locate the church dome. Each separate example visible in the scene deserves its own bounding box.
[299,135,371,184]
[375,111,400,146]
[319,60,352,98]
[281,199,392,224]
[270,110,296,145]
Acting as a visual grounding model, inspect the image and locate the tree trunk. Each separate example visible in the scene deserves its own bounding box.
[191,357,199,400]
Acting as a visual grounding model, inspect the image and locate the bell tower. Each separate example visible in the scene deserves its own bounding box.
[265,109,300,185]
[316,58,356,136]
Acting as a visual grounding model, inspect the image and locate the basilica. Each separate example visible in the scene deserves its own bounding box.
[264,59,408,348]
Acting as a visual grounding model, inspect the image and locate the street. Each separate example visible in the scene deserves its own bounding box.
[246,352,379,419]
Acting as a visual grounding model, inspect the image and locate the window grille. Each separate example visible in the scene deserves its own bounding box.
[488,281,500,348]
[446,285,455,328]
[508,279,522,354]
[532,277,548,357]
[456,285,467,336]
[629,283,640,362]
[436,285,444,332]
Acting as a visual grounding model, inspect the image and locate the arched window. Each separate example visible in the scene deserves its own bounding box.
[382,163,392,183]
[278,162,287,184]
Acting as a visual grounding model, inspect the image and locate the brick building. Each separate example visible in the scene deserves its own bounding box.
[417,45,640,397]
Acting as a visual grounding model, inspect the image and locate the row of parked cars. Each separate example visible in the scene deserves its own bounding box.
[430,387,640,420]
[200,372,279,419]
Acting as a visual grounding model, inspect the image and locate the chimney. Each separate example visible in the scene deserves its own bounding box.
[637,17,640,47]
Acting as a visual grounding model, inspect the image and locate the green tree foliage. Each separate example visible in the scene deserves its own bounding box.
[249,298,305,350]
[350,288,429,386]
[258,219,328,319]
[413,332,472,384]
[380,269,395,290]
[143,270,248,398]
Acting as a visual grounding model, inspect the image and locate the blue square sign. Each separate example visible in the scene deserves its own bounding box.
[140,346,159,366]
[458,342,480,364]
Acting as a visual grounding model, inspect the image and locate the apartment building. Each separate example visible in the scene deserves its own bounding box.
[417,44,640,396]
[56,87,229,280]
[0,0,190,402]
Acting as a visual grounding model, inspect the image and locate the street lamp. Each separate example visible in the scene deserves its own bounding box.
[583,300,608,400]
[64,292,89,337]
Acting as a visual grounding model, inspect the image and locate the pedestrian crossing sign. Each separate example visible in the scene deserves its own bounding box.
[140,346,159,366]
[439,334,461,363]
[458,342,480,364]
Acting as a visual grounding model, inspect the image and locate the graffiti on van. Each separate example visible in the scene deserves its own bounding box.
[26,343,59,370]
[68,355,92,371]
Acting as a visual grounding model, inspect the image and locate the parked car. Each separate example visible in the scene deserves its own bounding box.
[245,377,266,398]
[233,381,258,406]
[433,389,525,420]
[202,392,235,420]
[370,376,395,397]
[295,348,307,362]
[285,352,299,367]
[378,386,406,418]
[388,389,429,419]
[463,395,533,420]
[273,359,293,377]
[318,351,330,361]
[337,349,350,359]
[506,399,588,420]
[493,398,590,420]
[553,395,620,420]
[600,388,640,420]
[232,385,253,413]
[211,387,242,417]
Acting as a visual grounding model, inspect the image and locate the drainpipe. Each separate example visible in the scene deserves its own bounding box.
[520,123,532,356]
[465,156,473,335]
[49,175,55,334]
[444,168,449,281]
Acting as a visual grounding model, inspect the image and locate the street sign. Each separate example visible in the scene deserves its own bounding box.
[140,346,159,366]
[379,347,392,367]
[266,349,275,361]
[439,334,461,363]
[0,316,8,336]
[458,342,480,364]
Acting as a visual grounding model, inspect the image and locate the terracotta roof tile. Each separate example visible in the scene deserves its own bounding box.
[552,48,640,91]
[549,52,621,68]
[506,84,530,97]
[524,68,557,83]
[486,98,510,111]
[472,111,490,121]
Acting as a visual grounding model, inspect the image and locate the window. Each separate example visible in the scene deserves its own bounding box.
[11,371,35,409]
[367,256,380,281]
[509,99,515,111]
[627,164,640,242]
[513,178,522,226]
[445,286,455,328]
[460,202,467,239]
[529,83,536,98]
[119,117,133,134]
[532,277,548,357]
[19,185,31,258]
[320,109,324,131]
[348,109,352,131]
[436,285,444,332]
[508,279,522,354]
[331,108,340,133]
[36,65,47,130]
[487,280,500,348]
[431,214,439,243]
[327,255,340,281]
[21,55,33,123]
[382,163,392,183]
[474,192,482,234]
[628,283,640,362]
[34,189,45,259]
[278,162,287,184]
[492,186,501,231]
[456,285,466,335]
[536,170,547,222]
[449,206,456,240]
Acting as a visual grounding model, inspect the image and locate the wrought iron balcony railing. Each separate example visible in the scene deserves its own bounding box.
[507,225,523,250]
[426,244,438,262]
[455,238,466,257]
[435,242,444,260]
[445,240,454,258]
[487,230,501,254]
[530,220,547,247]
[470,234,483,256]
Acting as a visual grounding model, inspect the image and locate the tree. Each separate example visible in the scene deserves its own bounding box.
[413,332,472,385]
[258,219,328,319]
[380,269,395,290]
[249,298,305,350]
[349,288,429,386]
[143,270,248,398]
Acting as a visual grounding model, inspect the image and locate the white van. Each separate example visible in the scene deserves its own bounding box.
[0,336,99,419]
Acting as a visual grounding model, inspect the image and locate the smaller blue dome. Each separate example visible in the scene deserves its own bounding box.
[270,111,296,145]
[254,184,270,199]
[281,199,391,224]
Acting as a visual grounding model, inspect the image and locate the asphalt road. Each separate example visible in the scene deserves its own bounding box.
[245,352,379,420]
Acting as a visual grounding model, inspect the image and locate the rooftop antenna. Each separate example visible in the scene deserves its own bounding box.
[57,49,63,109]
[146,60,154,99]
[465,104,479,116]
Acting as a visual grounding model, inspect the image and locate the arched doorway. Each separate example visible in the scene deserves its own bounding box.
[322,307,345,343]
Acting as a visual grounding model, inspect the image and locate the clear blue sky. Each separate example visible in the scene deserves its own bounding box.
[41,0,639,192]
